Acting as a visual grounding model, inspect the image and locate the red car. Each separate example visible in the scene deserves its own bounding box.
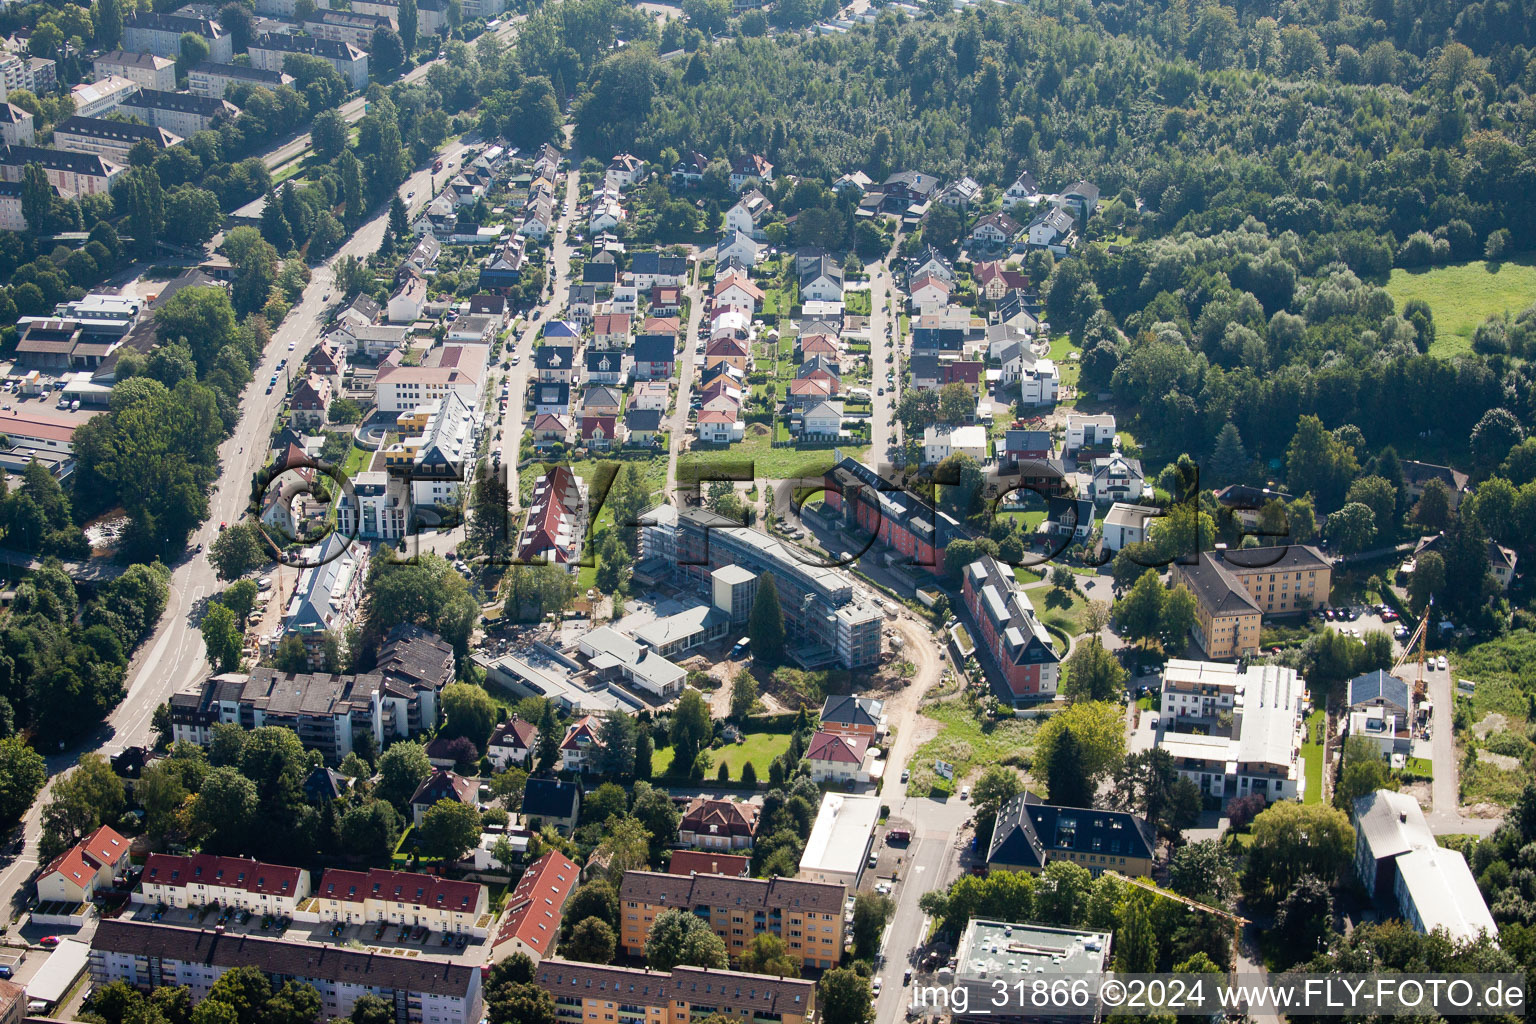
[39,936,59,948]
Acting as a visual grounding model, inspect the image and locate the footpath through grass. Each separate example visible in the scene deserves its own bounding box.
[1384,257,1536,357]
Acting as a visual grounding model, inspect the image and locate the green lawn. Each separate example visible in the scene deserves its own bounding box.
[907,701,1042,798]
[1301,708,1325,804]
[652,730,792,779]
[1405,756,1434,779]
[1047,335,1082,390]
[679,428,868,483]
[1384,257,1536,357]
[342,444,371,479]
[1035,587,1089,637]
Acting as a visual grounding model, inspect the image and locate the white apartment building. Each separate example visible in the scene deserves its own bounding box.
[313,868,489,937]
[136,854,311,917]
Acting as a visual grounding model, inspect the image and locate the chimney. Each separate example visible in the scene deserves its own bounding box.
[1399,812,1407,823]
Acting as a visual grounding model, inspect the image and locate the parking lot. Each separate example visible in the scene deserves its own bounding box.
[1318,604,1410,656]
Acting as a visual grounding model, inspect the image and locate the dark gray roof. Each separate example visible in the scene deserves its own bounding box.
[0,145,117,177]
[634,334,675,363]
[1347,670,1410,713]
[56,116,176,147]
[122,88,232,118]
[986,792,1154,870]
[626,408,663,432]
[91,920,477,997]
[522,777,580,819]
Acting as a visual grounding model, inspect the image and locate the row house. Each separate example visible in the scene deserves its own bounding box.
[314,868,489,936]
[137,854,309,917]
[962,555,1061,705]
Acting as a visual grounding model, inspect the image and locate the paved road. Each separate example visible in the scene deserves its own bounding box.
[864,237,901,468]
[0,125,484,922]
[664,267,707,501]
[262,19,525,173]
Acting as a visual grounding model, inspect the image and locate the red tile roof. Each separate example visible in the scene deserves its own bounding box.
[142,853,304,897]
[805,730,869,765]
[495,850,578,957]
[318,868,483,912]
[667,851,750,877]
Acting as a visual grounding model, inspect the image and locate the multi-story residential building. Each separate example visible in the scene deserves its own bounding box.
[284,533,369,666]
[249,34,368,90]
[313,869,489,936]
[0,145,123,198]
[89,921,484,1024]
[37,826,130,903]
[69,75,141,117]
[119,89,238,137]
[1154,661,1306,805]
[382,391,475,508]
[962,556,1060,705]
[1171,545,1331,658]
[335,471,409,542]
[0,102,32,146]
[672,508,882,671]
[492,851,577,962]
[303,8,394,49]
[52,116,181,164]
[373,345,485,414]
[1062,413,1115,454]
[122,12,232,62]
[168,667,385,761]
[822,454,965,576]
[375,623,456,735]
[137,855,310,916]
[804,730,873,785]
[678,798,759,851]
[0,180,25,231]
[617,871,846,969]
[818,695,883,738]
[92,51,176,91]
[188,61,293,98]
[0,52,57,97]
[537,960,816,1024]
[517,466,586,565]
[985,793,1154,877]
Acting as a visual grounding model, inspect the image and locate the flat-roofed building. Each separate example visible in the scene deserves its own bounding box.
[618,871,846,969]
[69,75,140,117]
[577,627,686,701]
[89,921,483,1024]
[953,920,1111,1024]
[1153,660,1305,805]
[168,666,386,762]
[797,792,879,888]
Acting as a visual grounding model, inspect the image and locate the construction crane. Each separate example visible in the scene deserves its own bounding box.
[1103,871,1249,927]
[1103,871,1249,967]
[1392,596,1432,706]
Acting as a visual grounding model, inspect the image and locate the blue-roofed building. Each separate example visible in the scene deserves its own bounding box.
[542,320,581,339]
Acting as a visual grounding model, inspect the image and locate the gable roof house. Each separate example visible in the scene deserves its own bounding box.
[798,256,845,304]
[523,777,581,834]
[625,408,664,446]
[970,210,1023,250]
[408,769,477,825]
[37,825,131,904]
[487,717,538,769]
[725,189,773,241]
[633,334,677,380]
[518,466,585,564]
[581,385,623,418]
[1027,206,1076,252]
[729,154,774,191]
[1002,170,1040,210]
[804,730,874,784]
[678,798,760,851]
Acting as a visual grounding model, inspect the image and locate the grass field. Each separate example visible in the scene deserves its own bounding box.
[1384,257,1536,357]
[652,730,792,779]
[679,427,868,482]
[1048,336,1083,390]
[908,701,1040,798]
[1036,587,1090,637]
[1301,708,1325,804]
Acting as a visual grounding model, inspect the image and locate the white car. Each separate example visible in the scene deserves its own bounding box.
[288,341,296,350]
[1437,655,1448,670]
[871,978,882,996]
